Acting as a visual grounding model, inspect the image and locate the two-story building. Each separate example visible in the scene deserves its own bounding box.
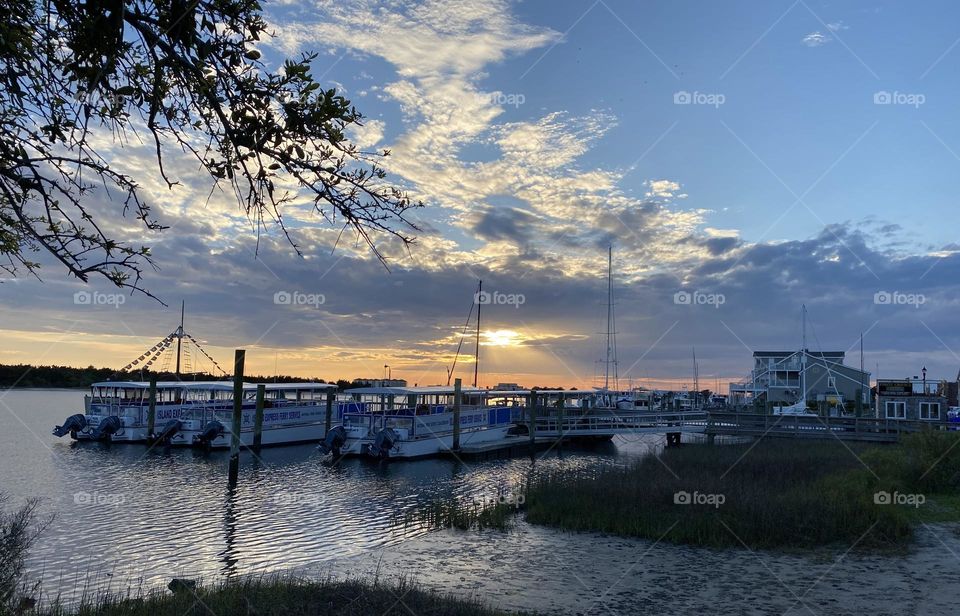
[729,349,871,415]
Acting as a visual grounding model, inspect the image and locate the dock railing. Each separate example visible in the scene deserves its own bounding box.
[705,411,954,442]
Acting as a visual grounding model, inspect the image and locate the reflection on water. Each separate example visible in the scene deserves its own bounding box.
[0,389,673,601]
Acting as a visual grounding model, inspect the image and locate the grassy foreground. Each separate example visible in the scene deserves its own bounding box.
[427,432,960,550]
[39,577,525,616]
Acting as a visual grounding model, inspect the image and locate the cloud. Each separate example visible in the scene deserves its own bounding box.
[802,32,832,47]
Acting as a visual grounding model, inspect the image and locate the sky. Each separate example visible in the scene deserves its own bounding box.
[3,0,960,390]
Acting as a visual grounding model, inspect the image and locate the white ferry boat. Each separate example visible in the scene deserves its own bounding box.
[176,382,338,448]
[52,381,341,447]
[52,381,230,443]
[318,386,523,460]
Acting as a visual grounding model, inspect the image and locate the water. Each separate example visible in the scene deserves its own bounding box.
[0,389,669,603]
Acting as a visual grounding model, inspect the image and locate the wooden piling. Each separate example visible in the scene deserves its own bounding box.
[557,392,566,442]
[253,383,265,453]
[325,390,335,432]
[228,349,245,486]
[147,376,157,439]
[452,378,462,451]
[528,391,538,449]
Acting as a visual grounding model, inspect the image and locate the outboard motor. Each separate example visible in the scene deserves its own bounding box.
[194,420,224,447]
[154,419,182,444]
[89,416,122,441]
[317,425,347,456]
[367,427,398,459]
[52,414,87,438]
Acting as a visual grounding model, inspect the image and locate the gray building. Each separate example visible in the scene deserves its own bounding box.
[729,350,871,415]
[875,377,948,421]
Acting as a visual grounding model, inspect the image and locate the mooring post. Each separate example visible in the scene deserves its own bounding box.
[325,390,335,432]
[452,378,462,451]
[147,376,157,439]
[529,391,538,449]
[557,393,566,442]
[228,349,245,486]
[253,383,265,453]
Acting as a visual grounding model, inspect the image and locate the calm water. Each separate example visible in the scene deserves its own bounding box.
[0,389,668,602]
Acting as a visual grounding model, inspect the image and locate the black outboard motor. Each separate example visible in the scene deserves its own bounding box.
[154,419,182,444]
[367,427,398,459]
[317,425,347,456]
[52,414,87,438]
[194,420,224,447]
[90,416,122,441]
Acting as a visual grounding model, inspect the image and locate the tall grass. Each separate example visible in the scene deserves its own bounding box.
[40,575,526,616]
[1,493,50,612]
[522,441,913,549]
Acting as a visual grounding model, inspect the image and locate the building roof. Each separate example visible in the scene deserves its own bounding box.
[753,350,845,358]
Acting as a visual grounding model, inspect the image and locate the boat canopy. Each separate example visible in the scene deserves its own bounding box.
[263,382,336,391]
[344,385,484,396]
[91,380,250,391]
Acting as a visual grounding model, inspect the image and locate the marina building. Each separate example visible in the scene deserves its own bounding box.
[875,373,949,421]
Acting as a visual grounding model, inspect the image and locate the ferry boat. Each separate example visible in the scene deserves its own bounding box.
[52,381,230,443]
[176,382,339,448]
[52,381,342,447]
[318,386,523,459]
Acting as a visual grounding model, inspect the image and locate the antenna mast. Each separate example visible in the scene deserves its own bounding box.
[604,245,618,391]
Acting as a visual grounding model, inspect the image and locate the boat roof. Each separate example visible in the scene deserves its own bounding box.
[92,381,334,391]
[344,385,484,396]
[264,382,336,390]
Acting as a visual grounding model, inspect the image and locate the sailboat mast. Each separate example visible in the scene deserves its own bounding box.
[604,245,613,390]
[799,304,807,403]
[175,300,184,378]
[474,280,481,388]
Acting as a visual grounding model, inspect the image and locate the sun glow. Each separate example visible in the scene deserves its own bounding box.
[483,329,523,347]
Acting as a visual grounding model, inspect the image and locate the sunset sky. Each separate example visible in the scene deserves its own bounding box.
[3,0,960,390]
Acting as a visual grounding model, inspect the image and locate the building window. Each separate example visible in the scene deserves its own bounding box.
[827,376,836,389]
[920,402,940,420]
[885,401,906,419]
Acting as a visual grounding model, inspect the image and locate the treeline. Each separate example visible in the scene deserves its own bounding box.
[0,364,350,390]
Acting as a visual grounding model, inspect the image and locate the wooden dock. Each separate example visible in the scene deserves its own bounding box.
[705,411,954,443]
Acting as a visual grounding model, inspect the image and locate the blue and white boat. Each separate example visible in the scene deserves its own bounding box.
[318,386,523,459]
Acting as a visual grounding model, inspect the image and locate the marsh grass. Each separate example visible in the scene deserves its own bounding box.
[418,434,960,550]
[405,498,516,531]
[40,575,525,616]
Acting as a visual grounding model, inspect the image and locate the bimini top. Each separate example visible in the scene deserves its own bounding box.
[92,380,244,390]
[344,385,485,396]
[93,381,335,391]
[263,382,336,391]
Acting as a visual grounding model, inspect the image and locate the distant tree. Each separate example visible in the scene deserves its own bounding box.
[0,0,421,299]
